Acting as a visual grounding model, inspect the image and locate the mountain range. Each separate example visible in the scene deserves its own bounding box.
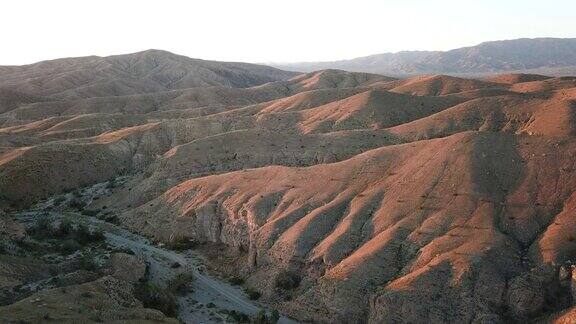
[272,38,576,76]
[1,47,576,323]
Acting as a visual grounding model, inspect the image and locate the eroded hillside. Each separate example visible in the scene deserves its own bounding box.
[1,52,576,323]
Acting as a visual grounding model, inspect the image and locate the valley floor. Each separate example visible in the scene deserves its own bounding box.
[7,206,297,324]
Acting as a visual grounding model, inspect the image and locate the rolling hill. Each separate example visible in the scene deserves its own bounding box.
[1,50,576,323]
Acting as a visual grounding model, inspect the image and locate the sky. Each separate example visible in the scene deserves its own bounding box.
[1,0,575,65]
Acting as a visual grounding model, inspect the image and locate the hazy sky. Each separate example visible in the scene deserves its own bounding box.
[2,0,575,65]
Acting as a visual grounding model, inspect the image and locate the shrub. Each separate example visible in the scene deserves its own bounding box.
[76,224,91,242]
[53,196,66,204]
[104,214,119,225]
[75,225,104,245]
[68,197,85,210]
[58,218,74,237]
[168,237,196,251]
[245,288,261,300]
[90,229,105,242]
[225,310,249,323]
[36,216,52,233]
[274,270,301,290]
[206,302,216,308]
[81,209,99,217]
[167,273,194,296]
[111,247,135,255]
[61,239,82,253]
[135,282,178,317]
[79,255,98,271]
[270,309,280,324]
[253,309,268,324]
[106,178,118,189]
[228,276,245,285]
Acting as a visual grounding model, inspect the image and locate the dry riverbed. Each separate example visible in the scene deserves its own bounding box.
[10,182,299,324]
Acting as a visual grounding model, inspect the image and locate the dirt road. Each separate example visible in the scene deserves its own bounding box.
[83,214,299,323]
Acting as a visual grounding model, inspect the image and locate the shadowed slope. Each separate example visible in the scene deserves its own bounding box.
[388,95,576,140]
[388,75,504,96]
[124,131,576,322]
[296,89,463,133]
[487,73,552,84]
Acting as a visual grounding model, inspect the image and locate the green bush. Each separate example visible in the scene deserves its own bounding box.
[168,237,196,251]
[228,276,245,285]
[79,255,98,271]
[68,197,85,210]
[81,209,99,217]
[111,247,135,255]
[36,217,52,233]
[245,288,261,300]
[135,282,178,317]
[274,270,301,290]
[61,239,82,253]
[53,196,66,204]
[104,214,120,225]
[270,309,280,324]
[106,178,117,189]
[253,309,268,324]
[224,310,249,323]
[75,225,105,245]
[58,218,74,237]
[251,309,280,324]
[167,273,194,296]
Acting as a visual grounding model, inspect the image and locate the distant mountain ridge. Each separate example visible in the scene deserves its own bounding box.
[272,38,576,76]
[0,49,297,99]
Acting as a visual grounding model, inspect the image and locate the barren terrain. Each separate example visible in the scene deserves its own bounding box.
[1,50,576,323]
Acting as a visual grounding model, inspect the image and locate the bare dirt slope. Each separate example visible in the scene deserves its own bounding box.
[1,51,576,323]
